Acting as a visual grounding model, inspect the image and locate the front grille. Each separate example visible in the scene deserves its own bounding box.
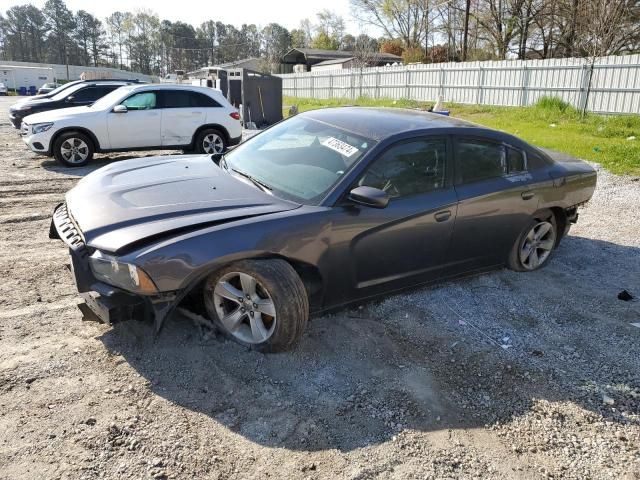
[53,203,88,258]
[20,122,29,136]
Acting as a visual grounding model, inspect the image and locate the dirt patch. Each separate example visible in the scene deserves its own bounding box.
[0,96,638,479]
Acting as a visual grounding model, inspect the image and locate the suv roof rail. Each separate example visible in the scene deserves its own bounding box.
[87,78,145,83]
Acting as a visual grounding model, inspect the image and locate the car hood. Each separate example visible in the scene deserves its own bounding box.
[10,96,57,111]
[23,105,94,124]
[65,155,300,253]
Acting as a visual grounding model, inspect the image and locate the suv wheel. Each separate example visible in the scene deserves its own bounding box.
[53,132,94,167]
[203,259,309,352]
[196,129,226,154]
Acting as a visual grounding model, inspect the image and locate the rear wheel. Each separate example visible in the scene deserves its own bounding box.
[508,214,557,271]
[203,259,309,352]
[53,131,94,167]
[195,128,226,154]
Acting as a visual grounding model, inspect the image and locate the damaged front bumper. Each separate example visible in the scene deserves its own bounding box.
[50,203,178,330]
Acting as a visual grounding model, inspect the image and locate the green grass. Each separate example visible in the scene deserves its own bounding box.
[284,95,640,176]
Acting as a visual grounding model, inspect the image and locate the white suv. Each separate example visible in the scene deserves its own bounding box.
[21,84,242,167]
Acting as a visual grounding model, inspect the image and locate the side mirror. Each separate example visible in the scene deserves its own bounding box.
[113,105,128,113]
[348,186,390,209]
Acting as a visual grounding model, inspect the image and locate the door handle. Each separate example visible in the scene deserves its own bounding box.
[521,191,535,200]
[434,210,451,222]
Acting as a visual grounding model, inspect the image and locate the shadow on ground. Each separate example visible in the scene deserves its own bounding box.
[98,236,640,453]
[40,152,183,177]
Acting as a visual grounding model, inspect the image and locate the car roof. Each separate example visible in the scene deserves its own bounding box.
[301,107,482,141]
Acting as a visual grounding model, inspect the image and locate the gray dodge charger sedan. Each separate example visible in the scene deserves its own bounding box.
[50,107,597,351]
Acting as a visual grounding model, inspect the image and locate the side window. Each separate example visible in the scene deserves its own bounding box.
[506,146,526,173]
[163,90,191,108]
[71,87,97,102]
[455,139,506,184]
[189,91,221,107]
[95,85,119,98]
[358,138,447,198]
[122,92,156,110]
[526,150,548,170]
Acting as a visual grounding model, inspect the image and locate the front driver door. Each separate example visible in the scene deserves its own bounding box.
[332,136,458,301]
[107,91,162,149]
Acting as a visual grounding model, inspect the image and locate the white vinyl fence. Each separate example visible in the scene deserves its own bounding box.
[280,54,640,115]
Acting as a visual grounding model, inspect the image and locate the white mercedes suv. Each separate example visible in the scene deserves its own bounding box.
[21,84,242,167]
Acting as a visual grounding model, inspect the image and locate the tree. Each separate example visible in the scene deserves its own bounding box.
[311,32,340,50]
[402,46,425,63]
[75,10,96,65]
[350,0,431,50]
[128,10,160,75]
[43,0,76,65]
[311,10,344,50]
[290,28,308,48]
[380,38,404,56]
[106,12,127,68]
[1,5,48,62]
[340,33,356,50]
[196,20,217,66]
[262,23,290,72]
[352,34,381,67]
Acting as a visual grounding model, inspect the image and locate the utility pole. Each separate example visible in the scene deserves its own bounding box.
[462,0,471,61]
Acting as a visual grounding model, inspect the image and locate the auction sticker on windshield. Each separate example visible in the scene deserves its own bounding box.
[321,137,359,158]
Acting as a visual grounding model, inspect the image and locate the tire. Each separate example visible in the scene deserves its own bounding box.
[507,212,558,272]
[195,128,226,154]
[53,131,94,167]
[203,259,309,352]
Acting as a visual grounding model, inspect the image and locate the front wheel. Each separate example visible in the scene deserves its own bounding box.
[203,259,309,352]
[508,215,557,271]
[195,129,226,154]
[53,132,94,167]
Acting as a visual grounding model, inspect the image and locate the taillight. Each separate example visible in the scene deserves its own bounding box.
[230,111,240,120]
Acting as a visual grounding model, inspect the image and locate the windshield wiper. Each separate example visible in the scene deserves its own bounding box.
[231,168,272,192]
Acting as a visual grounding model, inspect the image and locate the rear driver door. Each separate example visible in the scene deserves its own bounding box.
[447,136,539,271]
[160,90,206,146]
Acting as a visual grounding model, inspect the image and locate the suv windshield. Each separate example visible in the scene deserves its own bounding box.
[225,115,376,204]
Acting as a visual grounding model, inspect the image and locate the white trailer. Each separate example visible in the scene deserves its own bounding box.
[0,65,54,93]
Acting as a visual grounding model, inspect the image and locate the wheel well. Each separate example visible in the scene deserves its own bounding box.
[534,207,567,246]
[191,124,230,148]
[281,257,324,313]
[50,127,100,153]
[179,255,324,315]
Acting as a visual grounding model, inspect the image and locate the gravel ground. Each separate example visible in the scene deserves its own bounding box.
[0,95,638,480]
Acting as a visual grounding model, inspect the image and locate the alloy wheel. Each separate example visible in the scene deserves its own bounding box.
[519,220,556,270]
[210,271,277,344]
[202,133,224,154]
[60,138,89,164]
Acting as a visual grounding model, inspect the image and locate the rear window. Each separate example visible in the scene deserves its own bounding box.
[162,90,221,108]
[507,147,526,173]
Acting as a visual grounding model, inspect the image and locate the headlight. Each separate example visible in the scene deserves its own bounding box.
[89,251,158,295]
[32,122,53,134]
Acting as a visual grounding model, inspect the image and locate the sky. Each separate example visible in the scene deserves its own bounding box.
[0,0,379,35]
